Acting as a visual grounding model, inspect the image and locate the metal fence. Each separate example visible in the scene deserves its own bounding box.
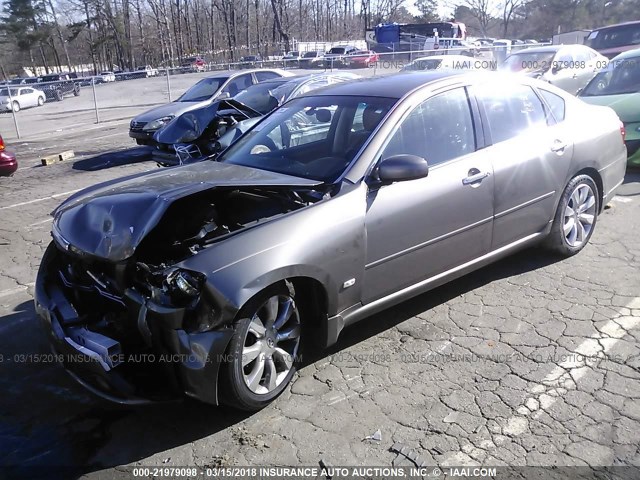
[0,42,550,142]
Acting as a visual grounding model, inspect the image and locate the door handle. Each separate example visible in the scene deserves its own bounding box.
[462,171,490,185]
[551,140,567,153]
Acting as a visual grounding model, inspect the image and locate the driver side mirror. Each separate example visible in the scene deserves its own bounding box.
[377,154,429,184]
[217,91,231,100]
[551,63,564,75]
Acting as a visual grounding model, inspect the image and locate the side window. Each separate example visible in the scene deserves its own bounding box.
[269,106,337,148]
[222,74,253,96]
[475,83,547,144]
[538,89,566,123]
[255,71,280,82]
[573,47,591,63]
[382,87,476,166]
[296,79,328,96]
[554,49,572,64]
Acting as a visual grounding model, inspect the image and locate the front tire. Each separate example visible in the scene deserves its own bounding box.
[219,283,301,411]
[12,101,20,112]
[545,174,599,256]
[37,96,44,106]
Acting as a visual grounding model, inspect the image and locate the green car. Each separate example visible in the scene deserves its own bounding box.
[579,48,640,167]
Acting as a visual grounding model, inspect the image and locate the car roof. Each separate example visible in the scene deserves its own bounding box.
[307,71,463,99]
[592,20,640,31]
[611,47,640,60]
[258,72,357,86]
[509,45,564,53]
[205,69,281,80]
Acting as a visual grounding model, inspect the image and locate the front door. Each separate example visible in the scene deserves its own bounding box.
[363,87,494,304]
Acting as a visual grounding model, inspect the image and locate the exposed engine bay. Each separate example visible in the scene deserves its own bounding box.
[45,186,325,399]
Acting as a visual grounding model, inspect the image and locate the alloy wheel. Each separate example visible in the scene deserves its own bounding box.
[563,183,596,248]
[241,294,301,395]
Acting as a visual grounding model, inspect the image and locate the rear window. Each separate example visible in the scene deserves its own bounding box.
[587,23,640,50]
[328,48,345,54]
[538,89,566,123]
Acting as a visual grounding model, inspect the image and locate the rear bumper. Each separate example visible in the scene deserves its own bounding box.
[0,151,17,176]
[34,242,234,405]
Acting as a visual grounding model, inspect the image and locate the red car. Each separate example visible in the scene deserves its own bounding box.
[0,134,17,176]
[342,50,380,68]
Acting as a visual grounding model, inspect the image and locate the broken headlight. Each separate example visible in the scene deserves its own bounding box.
[166,269,205,300]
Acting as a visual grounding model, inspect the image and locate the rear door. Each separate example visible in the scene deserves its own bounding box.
[472,81,573,250]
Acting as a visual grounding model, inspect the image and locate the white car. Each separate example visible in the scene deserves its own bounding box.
[499,45,607,95]
[136,66,159,77]
[99,71,116,82]
[0,86,46,112]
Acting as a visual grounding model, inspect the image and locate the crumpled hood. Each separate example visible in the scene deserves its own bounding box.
[132,101,205,124]
[52,161,320,261]
[154,100,262,145]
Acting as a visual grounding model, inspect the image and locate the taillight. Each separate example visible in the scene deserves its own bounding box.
[0,135,5,151]
[620,121,626,143]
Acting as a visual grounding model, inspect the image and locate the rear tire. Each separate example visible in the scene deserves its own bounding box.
[544,174,599,256]
[55,90,63,101]
[37,96,44,106]
[73,85,80,96]
[219,283,301,411]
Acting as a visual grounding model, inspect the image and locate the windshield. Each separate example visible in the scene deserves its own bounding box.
[500,51,556,72]
[402,59,443,71]
[0,88,19,96]
[581,56,640,96]
[178,77,226,102]
[217,95,396,182]
[587,24,640,50]
[40,75,60,82]
[328,48,345,55]
[233,81,290,114]
[303,52,318,58]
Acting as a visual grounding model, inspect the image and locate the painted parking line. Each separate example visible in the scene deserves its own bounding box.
[0,282,35,299]
[0,189,81,211]
[494,297,639,439]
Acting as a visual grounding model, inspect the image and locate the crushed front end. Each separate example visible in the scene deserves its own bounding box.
[35,239,234,405]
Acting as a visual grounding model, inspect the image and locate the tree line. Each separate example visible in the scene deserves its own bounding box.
[0,0,437,76]
[0,0,637,77]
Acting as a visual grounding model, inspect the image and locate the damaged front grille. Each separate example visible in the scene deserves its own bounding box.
[58,263,125,307]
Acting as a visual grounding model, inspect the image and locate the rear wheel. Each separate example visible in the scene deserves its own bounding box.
[73,85,80,96]
[55,90,63,101]
[12,101,20,112]
[219,283,301,411]
[544,174,599,256]
[37,96,44,106]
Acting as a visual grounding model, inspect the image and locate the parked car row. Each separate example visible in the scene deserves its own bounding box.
[1,73,79,101]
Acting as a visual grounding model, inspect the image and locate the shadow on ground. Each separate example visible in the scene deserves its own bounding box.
[72,147,154,171]
[618,168,640,197]
[0,248,561,479]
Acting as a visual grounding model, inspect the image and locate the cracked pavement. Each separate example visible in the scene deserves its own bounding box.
[0,135,639,478]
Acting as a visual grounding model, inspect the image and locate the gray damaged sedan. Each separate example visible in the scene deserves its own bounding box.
[36,72,626,410]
